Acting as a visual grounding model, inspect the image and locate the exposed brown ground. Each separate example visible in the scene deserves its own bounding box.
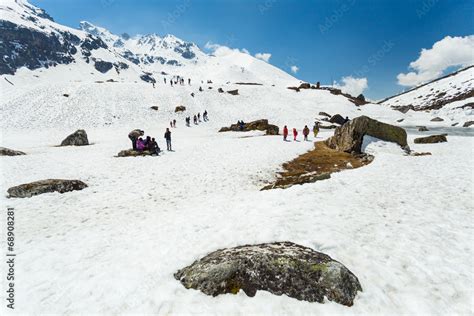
[261,142,373,190]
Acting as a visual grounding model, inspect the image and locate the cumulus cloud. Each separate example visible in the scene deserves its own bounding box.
[290,65,299,74]
[254,53,271,62]
[334,76,368,96]
[204,41,250,57]
[397,35,474,87]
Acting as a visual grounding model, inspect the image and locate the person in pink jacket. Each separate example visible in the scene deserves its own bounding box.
[293,128,298,141]
[136,137,145,151]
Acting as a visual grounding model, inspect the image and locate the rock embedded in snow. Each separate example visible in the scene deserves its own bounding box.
[175,106,186,112]
[329,114,346,125]
[414,134,447,144]
[219,119,279,135]
[463,121,474,128]
[0,147,26,156]
[318,111,332,118]
[227,89,239,95]
[116,149,154,157]
[7,179,87,198]
[174,241,362,306]
[430,117,444,122]
[60,129,89,146]
[298,82,311,89]
[418,126,429,132]
[325,116,408,154]
[150,106,158,111]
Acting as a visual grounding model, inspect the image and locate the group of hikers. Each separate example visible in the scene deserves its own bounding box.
[283,122,321,142]
[162,76,191,87]
[128,111,210,154]
[185,111,209,126]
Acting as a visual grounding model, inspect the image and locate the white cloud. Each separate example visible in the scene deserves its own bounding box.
[290,65,299,74]
[204,41,250,57]
[255,53,271,62]
[397,35,474,87]
[333,76,368,96]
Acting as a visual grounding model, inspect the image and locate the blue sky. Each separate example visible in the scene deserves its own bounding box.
[31,0,473,99]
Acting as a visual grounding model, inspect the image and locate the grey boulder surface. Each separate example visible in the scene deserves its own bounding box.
[0,147,26,156]
[174,241,362,306]
[7,179,88,198]
[60,129,89,146]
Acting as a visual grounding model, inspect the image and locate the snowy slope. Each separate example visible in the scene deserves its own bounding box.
[380,66,474,111]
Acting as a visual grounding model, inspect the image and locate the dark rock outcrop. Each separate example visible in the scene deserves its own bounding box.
[140,73,156,83]
[325,116,408,153]
[0,147,26,156]
[318,112,331,118]
[418,126,429,132]
[227,89,239,95]
[174,241,362,306]
[414,134,447,144]
[299,83,311,89]
[218,88,224,93]
[117,149,153,157]
[392,105,415,113]
[287,86,300,92]
[150,106,159,111]
[430,117,444,122]
[60,130,89,146]
[219,119,279,135]
[463,121,474,128]
[329,114,346,125]
[175,106,186,112]
[7,179,87,198]
[94,60,113,73]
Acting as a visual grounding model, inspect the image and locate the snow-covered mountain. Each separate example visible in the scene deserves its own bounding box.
[379,66,474,112]
[0,0,296,85]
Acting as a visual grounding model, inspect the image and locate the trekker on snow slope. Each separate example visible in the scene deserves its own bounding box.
[303,125,310,141]
[283,125,289,141]
[128,129,144,150]
[164,128,172,151]
[293,128,298,141]
[313,122,320,138]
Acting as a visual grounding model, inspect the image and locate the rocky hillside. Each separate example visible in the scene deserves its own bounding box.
[379,66,474,112]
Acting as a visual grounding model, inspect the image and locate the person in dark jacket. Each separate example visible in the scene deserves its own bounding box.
[238,120,245,131]
[283,125,289,141]
[303,125,310,141]
[128,129,144,150]
[149,138,160,155]
[164,128,172,151]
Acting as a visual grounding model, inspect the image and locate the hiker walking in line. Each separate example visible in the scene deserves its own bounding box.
[303,125,310,141]
[164,78,167,84]
[293,128,298,141]
[193,115,198,125]
[283,125,289,141]
[188,78,191,85]
[164,128,172,151]
[128,129,144,150]
[313,122,320,138]
[203,110,208,121]
[197,113,201,122]
[173,119,177,128]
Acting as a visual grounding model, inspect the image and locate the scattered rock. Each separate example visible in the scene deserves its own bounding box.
[463,121,474,128]
[356,94,366,103]
[397,118,404,123]
[451,123,459,127]
[0,147,26,156]
[174,241,362,306]
[325,116,408,154]
[219,119,279,135]
[7,179,87,198]
[287,86,300,92]
[227,89,239,95]
[218,88,224,93]
[60,129,89,146]
[411,152,432,156]
[414,134,447,144]
[63,93,69,97]
[329,114,347,125]
[298,82,311,89]
[175,106,186,112]
[418,126,429,132]
[319,124,338,129]
[94,60,113,73]
[116,149,153,157]
[150,106,159,111]
[430,117,444,122]
[392,105,415,113]
[318,112,331,118]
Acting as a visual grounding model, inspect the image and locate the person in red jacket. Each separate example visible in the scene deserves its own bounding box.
[293,128,298,141]
[283,125,289,141]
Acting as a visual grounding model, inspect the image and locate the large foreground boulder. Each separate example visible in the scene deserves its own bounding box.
[414,134,447,144]
[175,242,362,306]
[326,116,408,153]
[0,147,26,156]
[7,179,87,198]
[60,129,89,146]
[219,119,279,135]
